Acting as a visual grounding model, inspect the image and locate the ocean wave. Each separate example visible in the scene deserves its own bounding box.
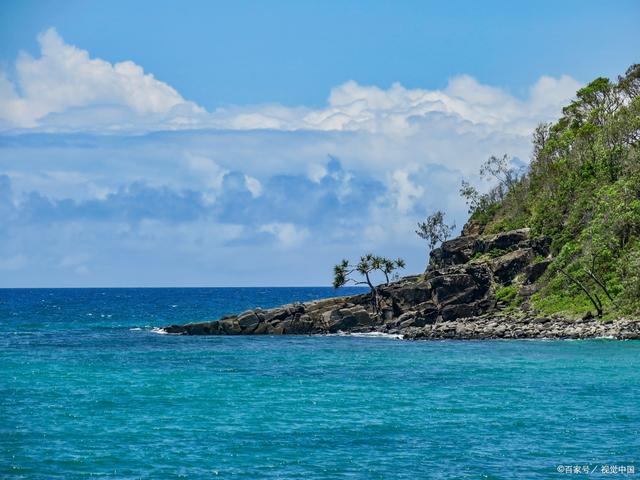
[330,331,404,340]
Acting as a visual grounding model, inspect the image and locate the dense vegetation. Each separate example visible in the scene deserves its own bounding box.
[463,65,640,317]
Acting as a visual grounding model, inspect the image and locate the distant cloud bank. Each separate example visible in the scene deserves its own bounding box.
[0,29,581,286]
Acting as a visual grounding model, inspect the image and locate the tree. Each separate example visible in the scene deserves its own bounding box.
[416,211,455,250]
[558,266,603,318]
[459,154,524,216]
[333,254,405,312]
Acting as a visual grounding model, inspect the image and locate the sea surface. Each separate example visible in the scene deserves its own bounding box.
[1,288,638,479]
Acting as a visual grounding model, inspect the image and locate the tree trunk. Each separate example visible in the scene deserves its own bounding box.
[559,268,603,317]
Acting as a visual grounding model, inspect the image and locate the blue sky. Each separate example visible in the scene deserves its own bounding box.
[0,1,638,286]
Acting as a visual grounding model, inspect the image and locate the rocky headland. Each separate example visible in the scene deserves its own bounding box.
[161,226,640,340]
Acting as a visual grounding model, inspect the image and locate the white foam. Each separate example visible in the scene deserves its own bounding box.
[150,327,170,335]
[330,331,404,340]
[129,327,142,331]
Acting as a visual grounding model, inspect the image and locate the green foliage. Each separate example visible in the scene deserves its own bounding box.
[459,154,526,224]
[333,254,405,290]
[495,285,518,304]
[416,211,456,250]
[616,241,640,314]
[487,248,509,259]
[462,64,640,316]
[530,290,595,318]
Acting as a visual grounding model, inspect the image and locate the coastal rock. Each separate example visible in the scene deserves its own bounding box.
[461,219,484,237]
[428,235,478,269]
[490,248,533,284]
[404,316,640,340]
[474,228,530,253]
[428,264,493,307]
[160,227,640,341]
[522,259,551,284]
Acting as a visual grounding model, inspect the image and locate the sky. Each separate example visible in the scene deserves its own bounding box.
[0,1,638,287]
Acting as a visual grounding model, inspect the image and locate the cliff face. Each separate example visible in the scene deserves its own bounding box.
[161,225,639,339]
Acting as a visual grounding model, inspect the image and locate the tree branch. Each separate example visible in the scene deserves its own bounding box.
[559,268,603,317]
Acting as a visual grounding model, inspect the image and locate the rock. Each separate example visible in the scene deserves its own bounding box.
[461,219,484,236]
[219,319,241,335]
[413,302,439,325]
[185,322,212,335]
[381,283,431,311]
[475,228,530,253]
[253,322,268,335]
[329,314,358,333]
[490,248,533,284]
[429,235,478,269]
[158,224,640,341]
[352,308,374,326]
[522,259,552,284]
[237,311,260,329]
[440,303,479,321]
[428,264,493,308]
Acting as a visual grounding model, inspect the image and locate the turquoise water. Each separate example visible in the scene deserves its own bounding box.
[1,288,638,479]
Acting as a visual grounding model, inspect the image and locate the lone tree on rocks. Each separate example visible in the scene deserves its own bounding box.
[333,254,405,312]
[416,210,456,250]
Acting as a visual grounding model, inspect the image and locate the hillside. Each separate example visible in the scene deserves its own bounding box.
[459,64,640,319]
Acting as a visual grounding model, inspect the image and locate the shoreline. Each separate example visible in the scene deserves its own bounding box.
[160,228,640,341]
[159,295,640,340]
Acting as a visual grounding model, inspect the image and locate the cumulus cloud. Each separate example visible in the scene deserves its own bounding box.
[0,28,202,129]
[0,29,585,285]
[0,29,580,135]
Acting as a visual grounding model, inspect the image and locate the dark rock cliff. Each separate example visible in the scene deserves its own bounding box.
[161,226,640,339]
[164,227,530,334]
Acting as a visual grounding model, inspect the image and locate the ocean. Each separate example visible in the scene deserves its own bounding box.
[1,287,638,479]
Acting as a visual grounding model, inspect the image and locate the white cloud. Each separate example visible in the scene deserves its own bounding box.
[0,28,202,129]
[259,222,309,248]
[0,29,580,135]
[307,163,328,183]
[388,169,425,213]
[59,252,91,275]
[243,174,263,198]
[187,155,229,202]
[0,29,586,285]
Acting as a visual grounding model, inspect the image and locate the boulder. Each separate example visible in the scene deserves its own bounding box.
[428,264,493,307]
[475,228,530,253]
[429,235,478,269]
[326,306,376,332]
[522,259,552,284]
[237,311,260,329]
[461,219,484,237]
[440,302,484,321]
[490,248,533,284]
[380,282,431,312]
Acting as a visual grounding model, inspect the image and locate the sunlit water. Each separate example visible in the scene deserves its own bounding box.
[1,288,638,479]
